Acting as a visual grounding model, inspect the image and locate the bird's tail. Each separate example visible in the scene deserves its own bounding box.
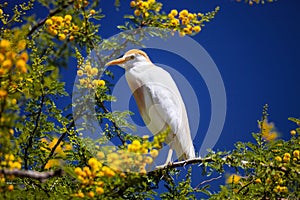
[173,131,195,161]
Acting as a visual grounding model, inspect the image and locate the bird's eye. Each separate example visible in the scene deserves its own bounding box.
[129,55,135,60]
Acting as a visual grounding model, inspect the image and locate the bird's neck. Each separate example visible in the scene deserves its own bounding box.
[125,61,153,71]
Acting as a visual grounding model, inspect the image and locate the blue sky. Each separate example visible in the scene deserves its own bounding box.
[97,0,300,150]
[4,0,300,197]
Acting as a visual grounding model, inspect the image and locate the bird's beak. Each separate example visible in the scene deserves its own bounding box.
[105,57,126,67]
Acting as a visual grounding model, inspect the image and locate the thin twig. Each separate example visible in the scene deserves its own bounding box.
[194,175,222,190]
[0,169,64,183]
[24,95,45,170]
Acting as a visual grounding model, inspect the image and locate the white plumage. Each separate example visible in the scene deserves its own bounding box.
[105,49,195,163]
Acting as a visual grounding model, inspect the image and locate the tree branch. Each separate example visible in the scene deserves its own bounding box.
[0,169,64,183]
[155,157,213,170]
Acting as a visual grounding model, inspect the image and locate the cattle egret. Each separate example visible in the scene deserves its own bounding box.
[105,49,195,163]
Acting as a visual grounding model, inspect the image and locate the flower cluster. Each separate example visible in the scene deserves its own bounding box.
[73,157,107,198]
[77,61,105,89]
[40,137,72,169]
[0,154,22,171]
[131,0,162,18]
[275,150,299,163]
[260,119,278,142]
[74,0,89,10]
[236,0,275,6]
[129,0,219,36]
[45,15,78,41]
[73,129,169,198]
[0,153,22,187]
[266,171,289,194]
[0,39,28,75]
[167,9,203,36]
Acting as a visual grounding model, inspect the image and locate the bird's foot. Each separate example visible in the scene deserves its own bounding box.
[156,161,172,170]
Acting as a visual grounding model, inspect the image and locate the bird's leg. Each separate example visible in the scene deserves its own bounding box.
[155,147,173,170]
[164,148,173,166]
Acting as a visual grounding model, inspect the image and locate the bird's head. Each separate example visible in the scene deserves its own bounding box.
[105,49,152,69]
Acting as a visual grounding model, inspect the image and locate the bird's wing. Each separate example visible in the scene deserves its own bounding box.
[142,78,183,136]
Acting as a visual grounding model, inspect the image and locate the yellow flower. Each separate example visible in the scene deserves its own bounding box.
[0,9,3,16]
[97,151,105,159]
[65,144,72,151]
[170,9,178,16]
[284,152,291,158]
[150,149,159,157]
[0,53,5,62]
[88,191,95,198]
[148,0,155,4]
[2,59,13,69]
[102,166,115,177]
[134,9,141,16]
[263,131,277,142]
[64,15,72,21]
[9,128,14,135]
[0,39,10,49]
[260,120,277,141]
[7,184,14,191]
[0,89,8,98]
[19,52,29,62]
[293,150,299,158]
[142,2,149,9]
[45,159,60,169]
[145,156,153,164]
[283,153,291,162]
[188,13,195,19]
[58,33,66,41]
[132,140,141,146]
[107,153,119,162]
[55,16,64,24]
[193,26,201,33]
[130,1,136,7]
[77,69,83,76]
[16,59,27,72]
[90,67,98,76]
[0,68,6,75]
[279,186,288,193]
[275,156,282,162]
[89,9,96,15]
[69,35,75,41]
[45,19,53,25]
[168,13,175,19]
[93,80,105,87]
[290,130,296,136]
[179,9,189,17]
[17,40,26,51]
[77,192,84,198]
[74,167,82,175]
[11,162,22,169]
[96,187,104,195]
[50,29,58,36]
[254,178,262,184]
[88,157,98,168]
[226,174,241,184]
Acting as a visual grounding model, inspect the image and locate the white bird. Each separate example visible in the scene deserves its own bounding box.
[105,49,195,163]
